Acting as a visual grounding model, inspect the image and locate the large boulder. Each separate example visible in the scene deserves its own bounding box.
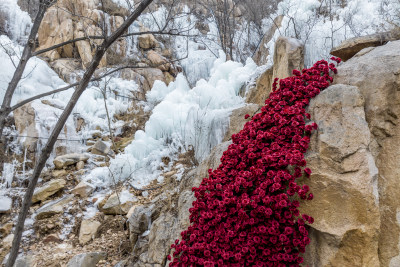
[91,140,115,157]
[330,30,400,61]
[50,59,81,83]
[272,36,304,82]
[32,179,66,203]
[302,84,380,266]
[246,37,304,106]
[334,40,400,267]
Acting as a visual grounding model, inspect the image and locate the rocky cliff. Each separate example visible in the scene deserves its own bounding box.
[2,0,400,266]
[122,38,400,266]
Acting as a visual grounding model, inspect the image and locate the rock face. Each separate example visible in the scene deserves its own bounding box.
[53,153,89,169]
[330,30,400,61]
[147,50,170,71]
[246,36,304,106]
[122,36,400,267]
[246,67,273,105]
[273,36,304,81]
[37,0,128,68]
[223,104,260,142]
[333,40,400,267]
[302,84,380,266]
[32,179,66,203]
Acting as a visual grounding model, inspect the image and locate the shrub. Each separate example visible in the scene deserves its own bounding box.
[169,57,341,266]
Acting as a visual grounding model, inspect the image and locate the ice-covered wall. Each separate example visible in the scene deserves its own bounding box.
[0,0,31,42]
[85,53,257,188]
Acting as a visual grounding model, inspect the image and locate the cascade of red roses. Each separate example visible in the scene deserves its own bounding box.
[169,58,341,266]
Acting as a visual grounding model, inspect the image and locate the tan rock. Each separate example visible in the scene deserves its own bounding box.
[53,153,89,169]
[246,66,273,105]
[35,194,74,220]
[334,40,400,267]
[147,214,177,264]
[135,68,166,89]
[91,140,115,157]
[272,36,304,82]
[13,103,38,151]
[50,59,82,84]
[79,219,101,245]
[101,191,137,215]
[0,222,13,237]
[126,205,137,219]
[223,104,260,142]
[58,19,75,58]
[52,169,68,178]
[302,84,380,267]
[147,50,170,71]
[120,69,149,98]
[2,234,14,249]
[67,251,106,267]
[32,179,66,203]
[72,181,94,197]
[138,34,158,50]
[330,30,400,61]
[101,0,129,16]
[247,37,303,106]
[76,161,85,171]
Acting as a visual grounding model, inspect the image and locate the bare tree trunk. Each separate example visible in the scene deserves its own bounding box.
[5,0,154,265]
[0,0,50,141]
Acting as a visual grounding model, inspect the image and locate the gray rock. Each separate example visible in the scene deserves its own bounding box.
[0,196,12,213]
[101,191,136,215]
[35,194,74,220]
[91,140,115,157]
[79,219,101,245]
[72,181,94,198]
[66,252,106,267]
[53,153,89,169]
[330,30,400,61]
